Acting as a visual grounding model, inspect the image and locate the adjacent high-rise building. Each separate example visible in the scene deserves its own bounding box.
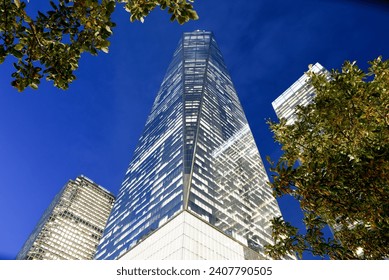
[95,30,291,260]
[272,63,329,124]
[17,175,115,260]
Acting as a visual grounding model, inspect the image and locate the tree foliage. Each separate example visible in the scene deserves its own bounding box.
[265,57,389,259]
[0,0,198,91]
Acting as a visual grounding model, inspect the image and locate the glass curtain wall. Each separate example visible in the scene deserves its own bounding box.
[96,31,283,260]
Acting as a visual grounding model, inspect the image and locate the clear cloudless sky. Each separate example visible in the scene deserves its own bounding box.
[0,0,388,260]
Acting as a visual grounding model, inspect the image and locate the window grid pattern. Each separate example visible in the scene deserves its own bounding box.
[96,31,287,260]
[184,33,282,259]
[16,176,115,260]
[272,63,330,125]
[95,37,186,260]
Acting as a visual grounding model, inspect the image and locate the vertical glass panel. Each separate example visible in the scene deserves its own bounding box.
[95,39,185,260]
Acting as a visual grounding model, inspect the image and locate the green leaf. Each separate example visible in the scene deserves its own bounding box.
[10,49,23,59]
[105,25,112,33]
[14,44,24,51]
[30,83,39,90]
[107,1,115,14]
[14,0,21,8]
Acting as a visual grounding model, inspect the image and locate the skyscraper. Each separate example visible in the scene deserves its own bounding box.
[272,63,329,125]
[17,175,115,260]
[95,30,289,260]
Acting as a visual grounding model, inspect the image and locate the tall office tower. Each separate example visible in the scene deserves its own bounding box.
[272,63,329,125]
[17,175,115,260]
[96,30,288,260]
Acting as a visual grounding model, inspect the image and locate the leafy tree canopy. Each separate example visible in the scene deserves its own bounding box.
[0,0,198,91]
[266,57,389,259]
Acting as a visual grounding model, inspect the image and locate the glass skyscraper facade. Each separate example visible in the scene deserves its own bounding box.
[272,63,329,124]
[95,30,287,260]
[17,175,115,260]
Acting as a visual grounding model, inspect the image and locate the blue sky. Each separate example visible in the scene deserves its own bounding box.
[0,0,388,260]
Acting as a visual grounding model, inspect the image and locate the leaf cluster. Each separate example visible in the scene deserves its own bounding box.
[266,57,389,259]
[123,0,198,24]
[0,0,198,91]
